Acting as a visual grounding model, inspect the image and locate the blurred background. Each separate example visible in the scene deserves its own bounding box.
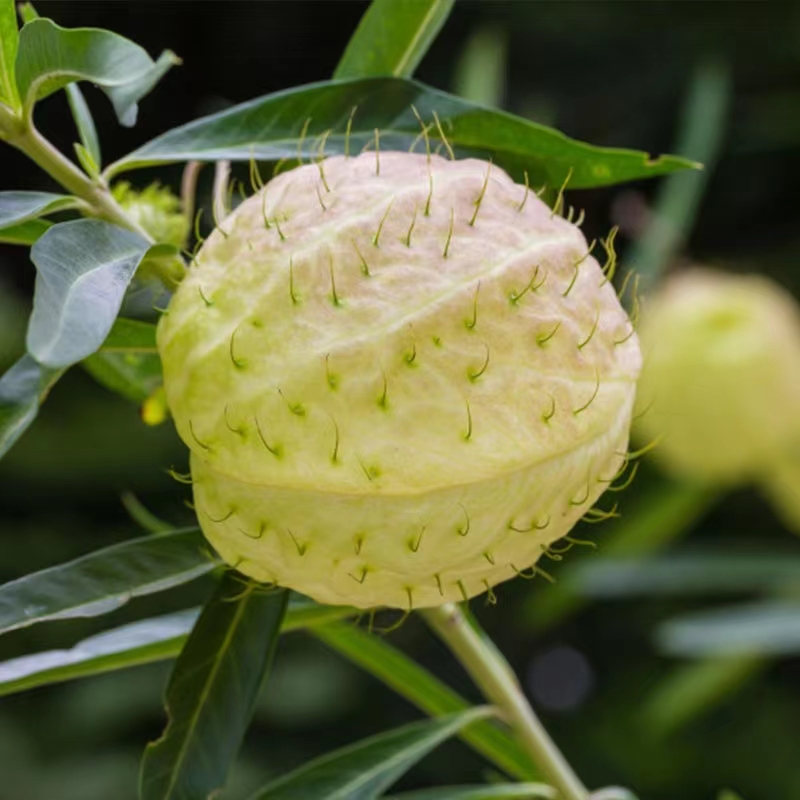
[2,2,800,799]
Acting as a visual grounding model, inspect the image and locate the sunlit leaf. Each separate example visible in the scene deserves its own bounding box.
[26,219,158,368]
[658,600,800,657]
[334,0,454,80]
[248,708,492,800]
[0,190,76,227]
[387,784,555,799]
[0,353,62,459]
[15,17,179,125]
[314,624,540,782]
[0,0,19,108]
[107,77,697,190]
[0,598,353,697]
[0,528,216,636]
[0,217,50,244]
[140,578,288,800]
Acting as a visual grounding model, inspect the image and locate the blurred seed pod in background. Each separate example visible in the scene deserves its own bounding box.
[635,268,800,494]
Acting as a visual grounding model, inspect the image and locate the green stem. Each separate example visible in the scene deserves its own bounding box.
[422,603,589,800]
[8,122,152,239]
[0,109,184,286]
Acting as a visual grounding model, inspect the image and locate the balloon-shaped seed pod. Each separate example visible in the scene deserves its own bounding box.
[635,269,800,485]
[158,152,641,609]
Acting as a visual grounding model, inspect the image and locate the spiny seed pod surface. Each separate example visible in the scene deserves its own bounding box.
[158,152,641,608]
[635,269,800,484]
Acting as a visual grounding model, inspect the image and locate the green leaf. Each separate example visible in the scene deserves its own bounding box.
[0,599,354,698]
[334,0,454,80]
[83,317,161,403]
[248,708,492,800]
[15,17,179,125]
[0,0,19,108]
[82,349,162,403]
[100,317,158,352]
[122,492,173,534]
[572,552,800,599]
[26,219,157,368]
[17,2,38,25]
[641,655,765,735]
[66,82,102,165]
[718,792,745,800]
[0,353,62,459]
[21,0,101,163]
[313,624,540,782]
[0,528,216,636]
[0,608,199,697]
[658,600,800,657]
[0,190,76,227]
[106,77,697,190]
[140,578,288,800]
[626,59,731,294]
[524,479,718,632]
[0,217,50,244]
[453,25,508,108]
[387,785,555,800]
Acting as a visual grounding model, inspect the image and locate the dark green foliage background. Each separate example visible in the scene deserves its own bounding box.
[1,2,799,799]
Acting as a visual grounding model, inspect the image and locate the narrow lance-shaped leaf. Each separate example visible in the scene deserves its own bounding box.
[25,219,166,368]
[106,77,697,190]
[313,624,541,782]
[387,786,556,800]
[658,600,800,657]
[0,528,216,636]
[248,707,492,800]
[0,190,76,227]
[0,600,355,698]
[0,217,50,244]
[0,608,200,698]
[0,0,19,108]
[140,578,289,800]
[334,0,454,80]
[0,353,62,459]
[67,83,102,165]
[15,17,179,125]
[641,655,766,736]
[626,58,731,294]
[453,25,508,108]
[572,552,800,599]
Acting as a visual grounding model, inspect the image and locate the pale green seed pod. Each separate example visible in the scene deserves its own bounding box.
[635,269,800,485]
[158,152,641,609]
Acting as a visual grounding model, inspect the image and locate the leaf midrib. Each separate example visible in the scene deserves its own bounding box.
[392,0,447,77]
[156,584,254,800]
